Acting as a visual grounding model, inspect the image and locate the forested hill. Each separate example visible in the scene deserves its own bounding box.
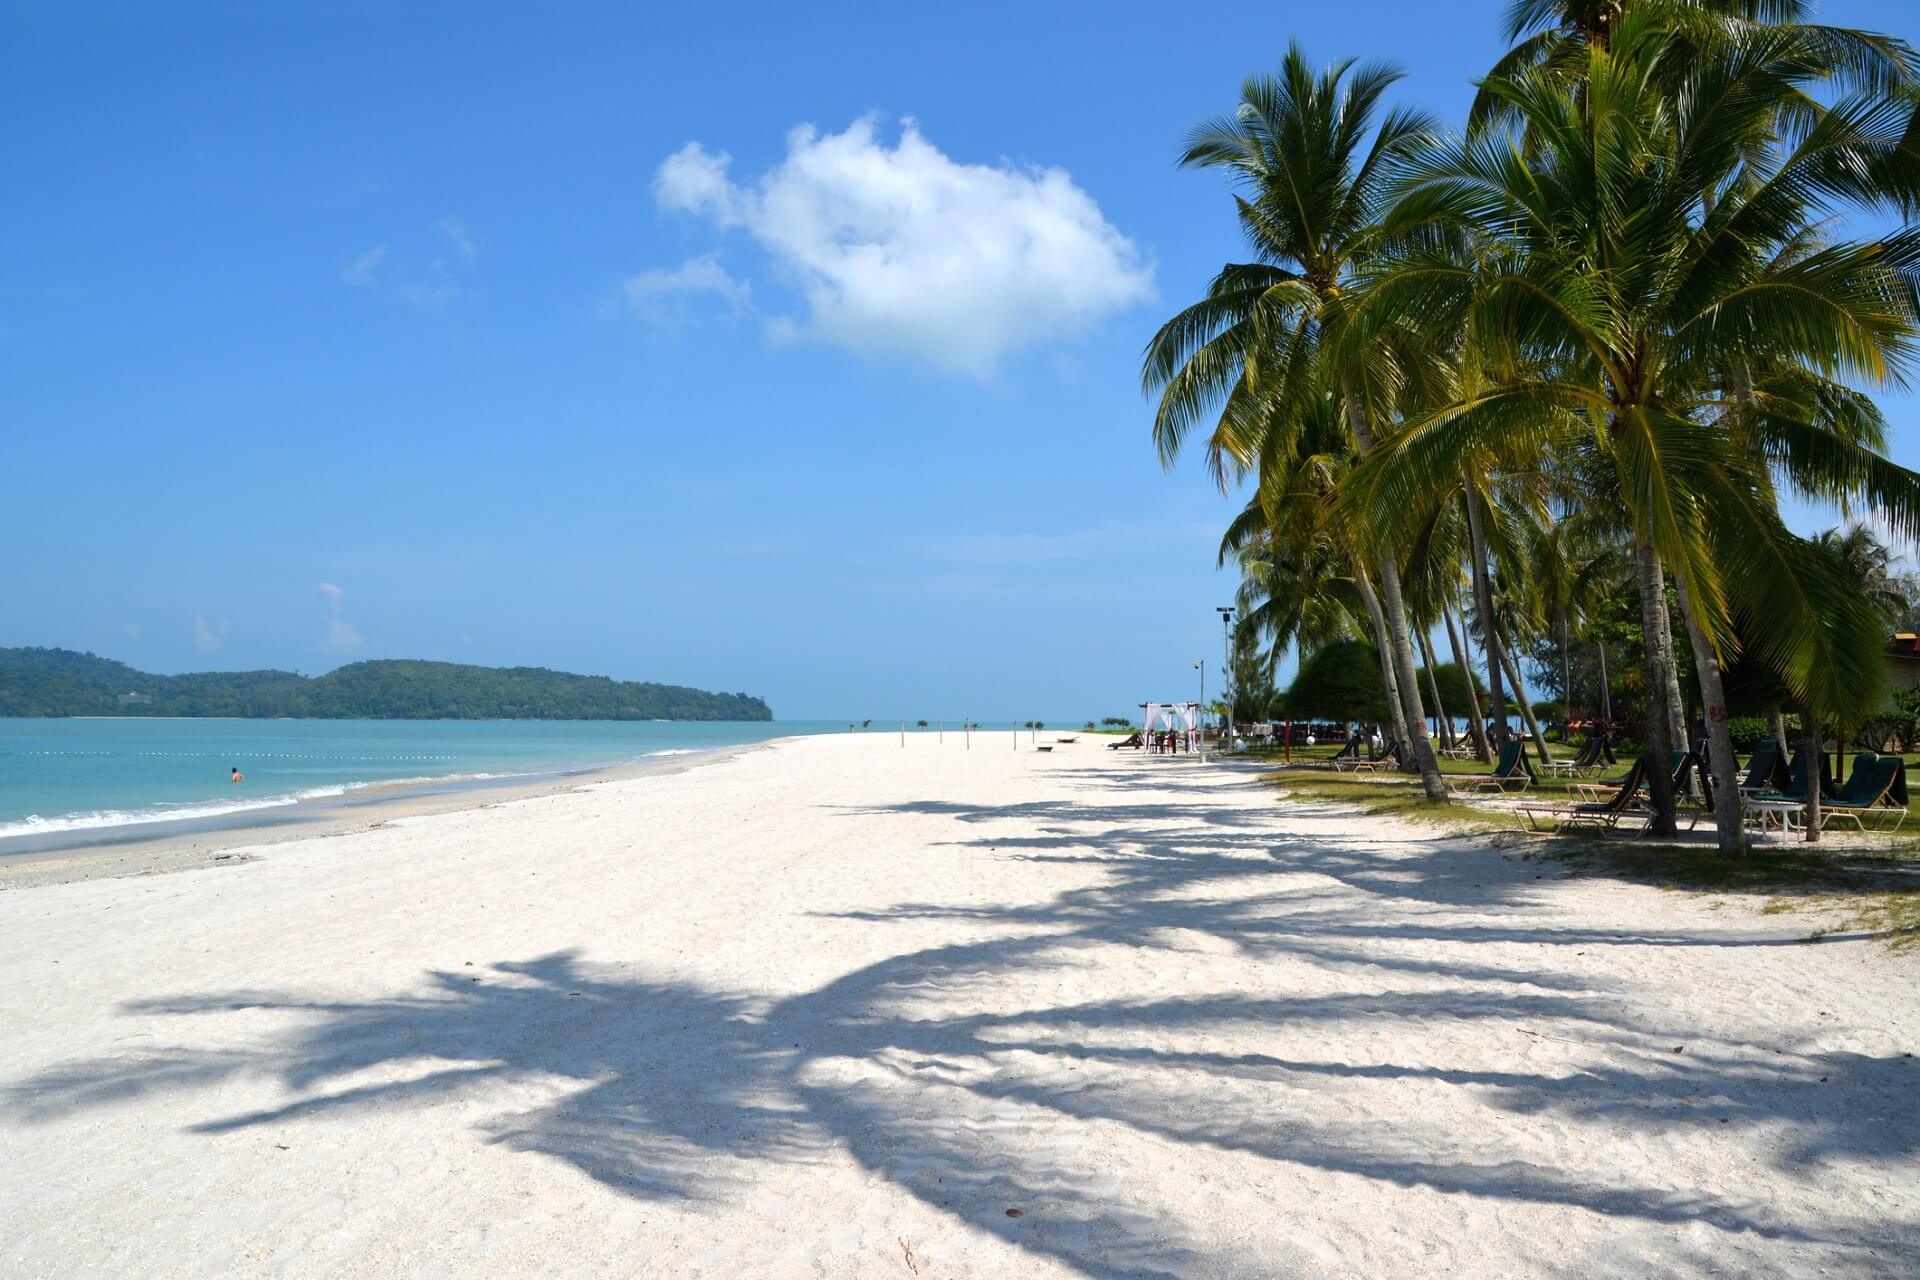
[0,648,772,721]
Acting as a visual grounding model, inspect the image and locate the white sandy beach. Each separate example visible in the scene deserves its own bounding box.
[2,732,1916,1278]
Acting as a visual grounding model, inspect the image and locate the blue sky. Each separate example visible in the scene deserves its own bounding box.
[3,1,1915,720]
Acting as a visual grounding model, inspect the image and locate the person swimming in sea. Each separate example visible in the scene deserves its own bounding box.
[230,766,244,784]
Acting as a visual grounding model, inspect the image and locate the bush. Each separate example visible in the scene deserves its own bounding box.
[1722,715,1803,751]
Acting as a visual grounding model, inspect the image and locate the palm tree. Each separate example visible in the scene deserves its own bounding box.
[1350,14,1920,849]
[1812,525,1911,622]
[1472,0,1917,133]
[1143,45,1450,800]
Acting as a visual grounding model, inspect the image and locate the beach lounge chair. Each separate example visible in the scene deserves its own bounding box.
[1517,757,1651,832]
[1741,749,1839,831]
[1674,749,1714,809]
[1326,737,1366,769]
[1541,732,1607,778]
[1577,749,1689,802]
[1737,741,1788,796]
[1345,739,1402,773]
[1445,740,1535,793]
[1764,749,1837,802]
[1816,754,1909,832]
[1107,732,1143,750]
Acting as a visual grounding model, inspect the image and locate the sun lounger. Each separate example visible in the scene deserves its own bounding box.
[1445,740,1535,793]
[1343,740,1402,773]
[1326,737,1366,770]
[1576,749,1688,802]
[1813,755,1908,832]
[1107,732,1143,750]
[1741,748,1843,832]
[1541,732,1607,777]
[1517,757,1651,832]
[1737,741,1788,796]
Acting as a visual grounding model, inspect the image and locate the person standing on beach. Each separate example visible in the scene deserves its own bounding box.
[230,766,244,784]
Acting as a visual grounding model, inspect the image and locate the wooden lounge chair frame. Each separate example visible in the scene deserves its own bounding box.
[1517,758,1650,832]
[1326,737,1367,770]
[1445,741,1535,794]
[1342,740,1401,773]
[1809,756,1908,833]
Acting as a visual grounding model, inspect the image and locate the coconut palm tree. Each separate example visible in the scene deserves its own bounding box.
[1218,392,1420,749]
[1472,0,1918,134]
[1143,44,1452,799]
[1349,13,1920,849]
[1812,525,1912,623]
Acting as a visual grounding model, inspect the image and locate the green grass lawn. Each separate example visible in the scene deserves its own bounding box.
[1253,749,1920,950]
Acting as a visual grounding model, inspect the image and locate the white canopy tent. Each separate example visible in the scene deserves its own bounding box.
[1141,701,1201,753]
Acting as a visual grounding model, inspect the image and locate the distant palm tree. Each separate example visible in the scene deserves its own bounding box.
[1143,44,1450,800]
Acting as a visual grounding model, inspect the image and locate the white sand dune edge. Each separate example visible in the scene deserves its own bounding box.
[1,732,1914,1278]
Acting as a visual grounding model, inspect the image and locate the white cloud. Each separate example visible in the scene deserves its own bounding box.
[325,617,366,654]
[654,144,740,223]
[340,244,388,286]
[192,614,227,654]
[622,254,751,323]
[650,117,1153,375]
[439,216,476,261]
[318,583,364,654]
[341,223,475,307]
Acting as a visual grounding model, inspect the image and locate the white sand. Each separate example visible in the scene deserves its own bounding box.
[2,733,1915,1278]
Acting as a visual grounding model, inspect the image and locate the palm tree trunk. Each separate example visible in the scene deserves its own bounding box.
[1769,707,1791,760]
[1340,376,1446,802]
[1443,593,1491,763]
[1463,487,1510,749]
[1597,639,1613,722]
[1355,565,1411,752]
[1559,607,1575,726]
[1417,624,1453,750]
[1672,570,1749,855]
[1633,536,1680,835]
[1374,555,1448,798]
[1497,638,1554,765]
[1666,649,1690,751]
[1800,703,1823,843]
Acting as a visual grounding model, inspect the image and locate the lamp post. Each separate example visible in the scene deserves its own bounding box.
[1195,660,1206,762]
[1216,606,1234,741]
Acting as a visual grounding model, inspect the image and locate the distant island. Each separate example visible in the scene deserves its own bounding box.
[0,647,772,721]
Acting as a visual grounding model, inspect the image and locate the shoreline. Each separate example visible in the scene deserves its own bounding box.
[2,731,1910,1276]
[0,738,779,891]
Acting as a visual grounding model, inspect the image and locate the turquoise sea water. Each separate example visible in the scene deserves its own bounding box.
[0,718,851,841]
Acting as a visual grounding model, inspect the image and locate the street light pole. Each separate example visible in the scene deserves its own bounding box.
[1195,660,1206,763]
[1216,606,1234,741]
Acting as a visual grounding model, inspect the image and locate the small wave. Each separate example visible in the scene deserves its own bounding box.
[0,795,301,838]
